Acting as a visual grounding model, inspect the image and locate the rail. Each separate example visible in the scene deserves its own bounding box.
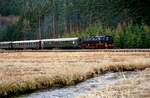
[0,49,150,53]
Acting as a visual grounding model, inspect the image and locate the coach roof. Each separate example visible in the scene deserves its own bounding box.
[12,40,40,44]
[41,37,79,42]
[0,41,12,44]
[0,37,80,44]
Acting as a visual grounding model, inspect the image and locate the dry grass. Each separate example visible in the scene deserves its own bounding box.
[77,68,150,98]
[0,52,150,97]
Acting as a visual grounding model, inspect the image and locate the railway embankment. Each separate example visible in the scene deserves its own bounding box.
[0,52,150,97]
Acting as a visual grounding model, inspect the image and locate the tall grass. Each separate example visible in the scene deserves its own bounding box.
[0,52,150,97]
[77,68,150,98]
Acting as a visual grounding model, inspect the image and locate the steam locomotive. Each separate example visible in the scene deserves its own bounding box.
[0,35,113,49]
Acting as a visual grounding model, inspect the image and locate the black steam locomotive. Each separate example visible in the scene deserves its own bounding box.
[0,35,113,49]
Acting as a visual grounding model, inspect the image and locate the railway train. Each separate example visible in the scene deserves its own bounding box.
[0,35,113,49]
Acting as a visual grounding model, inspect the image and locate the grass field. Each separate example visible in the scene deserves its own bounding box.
[0,52,150,97]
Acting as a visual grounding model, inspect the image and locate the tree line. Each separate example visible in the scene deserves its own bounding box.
[0,0,150,48]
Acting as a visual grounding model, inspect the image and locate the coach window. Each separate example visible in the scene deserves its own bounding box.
[29,43,31,47]
[32,42,34,47]
[20,43,22,47]
[0,44,2,47]
[27,43,29,47]
[25,43,27,47]
[21,43,23,48]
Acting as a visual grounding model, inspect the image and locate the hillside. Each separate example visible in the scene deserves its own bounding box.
[0,0,150,48]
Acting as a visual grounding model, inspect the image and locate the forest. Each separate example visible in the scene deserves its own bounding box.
[0,0,150,48]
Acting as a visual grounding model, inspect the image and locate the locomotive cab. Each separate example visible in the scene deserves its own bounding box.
[104,35,113,48]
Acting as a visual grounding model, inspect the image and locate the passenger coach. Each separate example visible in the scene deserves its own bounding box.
[41,38,81,49]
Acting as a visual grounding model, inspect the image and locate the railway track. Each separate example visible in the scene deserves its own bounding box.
[0,49,150,53]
